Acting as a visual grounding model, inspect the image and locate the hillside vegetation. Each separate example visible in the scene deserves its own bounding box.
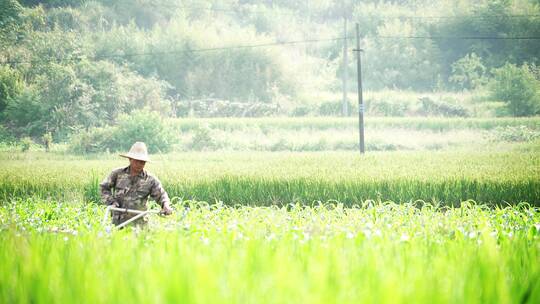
[1,0,539,148]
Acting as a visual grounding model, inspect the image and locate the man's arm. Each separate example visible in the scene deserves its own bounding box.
[150,177,172,215]
[99,171,119,206]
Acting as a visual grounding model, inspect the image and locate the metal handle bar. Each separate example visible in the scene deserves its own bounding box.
[103,206,161,229]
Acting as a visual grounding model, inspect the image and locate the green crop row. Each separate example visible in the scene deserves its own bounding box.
[171,117,540,132]
[1,199,539,303]
[1,151,538,206]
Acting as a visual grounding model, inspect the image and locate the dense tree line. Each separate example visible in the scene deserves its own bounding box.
[0,0,539,143]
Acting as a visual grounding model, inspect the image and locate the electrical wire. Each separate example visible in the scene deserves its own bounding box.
[2,34,539,65]
[0,37,347,65]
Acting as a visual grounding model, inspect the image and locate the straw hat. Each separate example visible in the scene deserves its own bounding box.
[119,142,150,162]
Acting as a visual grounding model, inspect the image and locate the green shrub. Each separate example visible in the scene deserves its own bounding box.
[468,101,508,117]
[318,101,340,116]
[111,110,173,153]
[366,98,409,116]
[419,97,469,117]
[20,137,33,152]
[42,132,53,152]
[178,98,280,118]
[188,125,215,151]
[270,138,289,151]
[490,63,540,117]
[0,125,15,143]
[68,127,114,154]
[491,126,540,142]
[366,140,407,151]
[0,65,23,114]
[69,110,174,154]
[449,53,487,90]
[291,105,312,117]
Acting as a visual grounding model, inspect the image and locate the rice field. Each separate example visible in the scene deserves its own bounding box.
[1,151,539,206]
[171,116,540,132]
[1,117,539,303]
[1,199,539,303]
[168,116,540,152]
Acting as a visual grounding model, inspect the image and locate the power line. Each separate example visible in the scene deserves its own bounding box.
[0,37,347,65]
[2,34,539,65]
[145,1,299,16]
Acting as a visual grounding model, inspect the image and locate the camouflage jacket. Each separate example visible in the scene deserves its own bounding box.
[100,166,170,211]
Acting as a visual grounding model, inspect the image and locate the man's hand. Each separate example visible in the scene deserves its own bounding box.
[108,199,119,208]
[161,203,173,216]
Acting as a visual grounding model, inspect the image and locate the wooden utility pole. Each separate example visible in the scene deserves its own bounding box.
[354,23,365,154]
[342,17,349,117]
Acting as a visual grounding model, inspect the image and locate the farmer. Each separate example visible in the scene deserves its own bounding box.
[100,141,173,227]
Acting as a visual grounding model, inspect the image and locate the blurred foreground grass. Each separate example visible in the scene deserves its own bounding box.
[0,199,539,303]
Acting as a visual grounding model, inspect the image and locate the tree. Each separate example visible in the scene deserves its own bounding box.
[0,0,24,45]
[490,63,540,117]
[0,0,23,28]
[449,53,487,90]
[431,0,540,84]
[0,66,23,114]
[363,19,441,90]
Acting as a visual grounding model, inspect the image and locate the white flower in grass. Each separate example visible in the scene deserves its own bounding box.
[265,233,276,241]
[227,220,238,231]
[346,232,355,239]
[234,232,244,241]
[200,236,210,245]
[468,231,477,239]
[400,234,410,242]
[535,223,540,232]
[362,229,372,239]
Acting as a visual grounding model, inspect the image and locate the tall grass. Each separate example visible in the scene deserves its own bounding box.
[167,117,540,152]
[171,117,540,132]
[1,199,539,303]
[1,151,538,206]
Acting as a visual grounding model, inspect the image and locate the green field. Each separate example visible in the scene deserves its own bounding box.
[167,116,540,152]
[2,0,540,301]
[61,116,540,153]
[1,150,539,206]
[1,117,539,303]
[172,116,540,132]
[1,199,539,303]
